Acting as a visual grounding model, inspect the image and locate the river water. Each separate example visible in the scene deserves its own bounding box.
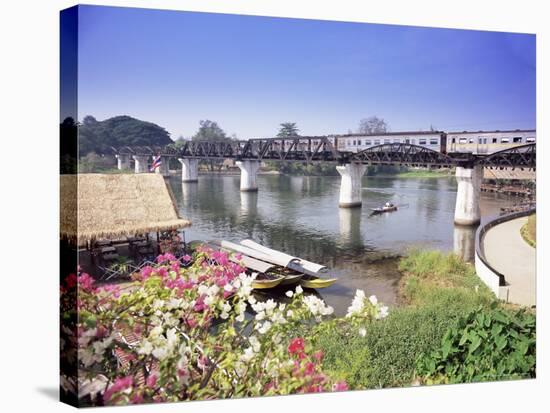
[168,174,518,315]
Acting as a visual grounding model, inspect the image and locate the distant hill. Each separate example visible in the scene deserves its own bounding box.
[78,115,173,156]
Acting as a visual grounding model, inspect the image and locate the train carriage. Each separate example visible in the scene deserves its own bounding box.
[446,129,536,154]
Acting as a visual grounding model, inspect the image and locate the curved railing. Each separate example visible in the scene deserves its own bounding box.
[475,207,536,298]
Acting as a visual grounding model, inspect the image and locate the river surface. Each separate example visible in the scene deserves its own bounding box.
[168,174,519,316]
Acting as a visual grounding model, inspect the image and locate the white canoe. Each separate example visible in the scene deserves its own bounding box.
[240,239,328,274]
[218,240,297,268]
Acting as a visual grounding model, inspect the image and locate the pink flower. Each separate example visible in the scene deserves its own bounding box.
[332,381,349,392]
[164,253,176,262]
[186,317,198,328]
[146,374,157,389]
[130,393,144,404]
[313,350,324,362]
[288,337,305,356]
[103,376,133,403]
[181,254,192,262]
[77,273,95,292]
[141,266,153,279]
[304,362,316,376]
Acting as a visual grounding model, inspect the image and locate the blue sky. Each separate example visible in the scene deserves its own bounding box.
[74,5,536,139]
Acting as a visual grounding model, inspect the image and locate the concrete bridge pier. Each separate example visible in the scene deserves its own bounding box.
[154,156,170,176]
[178,158,199,182]
[236,160,261,192]
[336,163,367,208]
[132,155,149,174]
[115,154,131,170]
[454,165,482,226]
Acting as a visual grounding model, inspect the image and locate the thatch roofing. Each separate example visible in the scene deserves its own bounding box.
[60,173,191,244]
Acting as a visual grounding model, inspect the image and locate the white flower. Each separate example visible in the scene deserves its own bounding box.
[138,340,153,355]
[256,321,272,335]
[285,290,294,298]
[208,285,220,296]
[249,335,261,353]
[368,295,378,306]
[224,283,233,292]
[152,346,170,360]
[346,289,366,318]
[265,299,277,313]
[295,285,303,295]
[377,305,389,319]
[248,295,257,305]
[241,347,255,362]
[255,311,266,321]
[359,328,367,337]
[236,313,245,323]
[270,311,286,325]
[204,295,215,306]
[166,328,178,349]
[152,299,165,310]
[286,310,294,318]
[150,325,163,338]
[167,298,183,309]
[80,347,102,367]
[220,311,229,319]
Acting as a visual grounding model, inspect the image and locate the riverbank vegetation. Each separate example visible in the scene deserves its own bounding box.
[520,214,536,247]
[313,250,536,389]
[62,248,535,405]
[62,248,383,406]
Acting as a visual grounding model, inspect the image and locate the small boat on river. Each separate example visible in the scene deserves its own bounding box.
[370,202,398,214]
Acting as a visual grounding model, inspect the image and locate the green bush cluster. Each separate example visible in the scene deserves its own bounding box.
[315,250,535,390]
[417,304,536,384]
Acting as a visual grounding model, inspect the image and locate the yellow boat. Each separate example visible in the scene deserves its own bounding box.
[299,275,338,289]
[251,274,285,289]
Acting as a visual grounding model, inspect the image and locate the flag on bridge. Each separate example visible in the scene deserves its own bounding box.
[150,155,162,172]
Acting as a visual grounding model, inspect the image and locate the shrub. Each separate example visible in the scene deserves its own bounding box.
[416,304,536,384]
[61,250,388,406]
[316,304,464,389]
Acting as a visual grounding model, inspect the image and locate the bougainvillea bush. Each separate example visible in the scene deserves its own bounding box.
[60,247,388,406]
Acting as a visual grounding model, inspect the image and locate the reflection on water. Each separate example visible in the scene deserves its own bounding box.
[339,207,362,247]
[453,225,477,262]
[171,175,518,315]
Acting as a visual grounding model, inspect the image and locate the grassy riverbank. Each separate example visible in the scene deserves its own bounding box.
[314,250,535,389]
[520,214,536,247]
[392,169,452,178]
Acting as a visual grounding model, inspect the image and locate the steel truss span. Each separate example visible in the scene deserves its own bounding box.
[110,140,536,169]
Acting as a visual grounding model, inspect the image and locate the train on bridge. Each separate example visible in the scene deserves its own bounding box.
[331,129,536,155]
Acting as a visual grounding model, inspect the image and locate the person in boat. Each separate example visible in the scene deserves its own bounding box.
[384,202,394,208]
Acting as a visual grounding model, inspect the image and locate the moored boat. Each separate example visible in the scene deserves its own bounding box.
[299,274,338,289]
[251,273,285,289]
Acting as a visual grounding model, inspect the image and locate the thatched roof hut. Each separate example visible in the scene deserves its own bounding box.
[60,174,191,244]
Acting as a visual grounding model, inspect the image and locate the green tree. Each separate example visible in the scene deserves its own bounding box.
[277,122,300,137]
[192,120,229,142]
[358,116,388,134]
[78,115,172,157]
[192,120,230,171]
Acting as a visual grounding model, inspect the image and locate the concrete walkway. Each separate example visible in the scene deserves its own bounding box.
[483,216,536,307]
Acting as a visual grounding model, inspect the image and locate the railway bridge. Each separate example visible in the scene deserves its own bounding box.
[111,136,535,226]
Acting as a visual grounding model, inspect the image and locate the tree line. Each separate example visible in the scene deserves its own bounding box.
[62,114,396,174]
